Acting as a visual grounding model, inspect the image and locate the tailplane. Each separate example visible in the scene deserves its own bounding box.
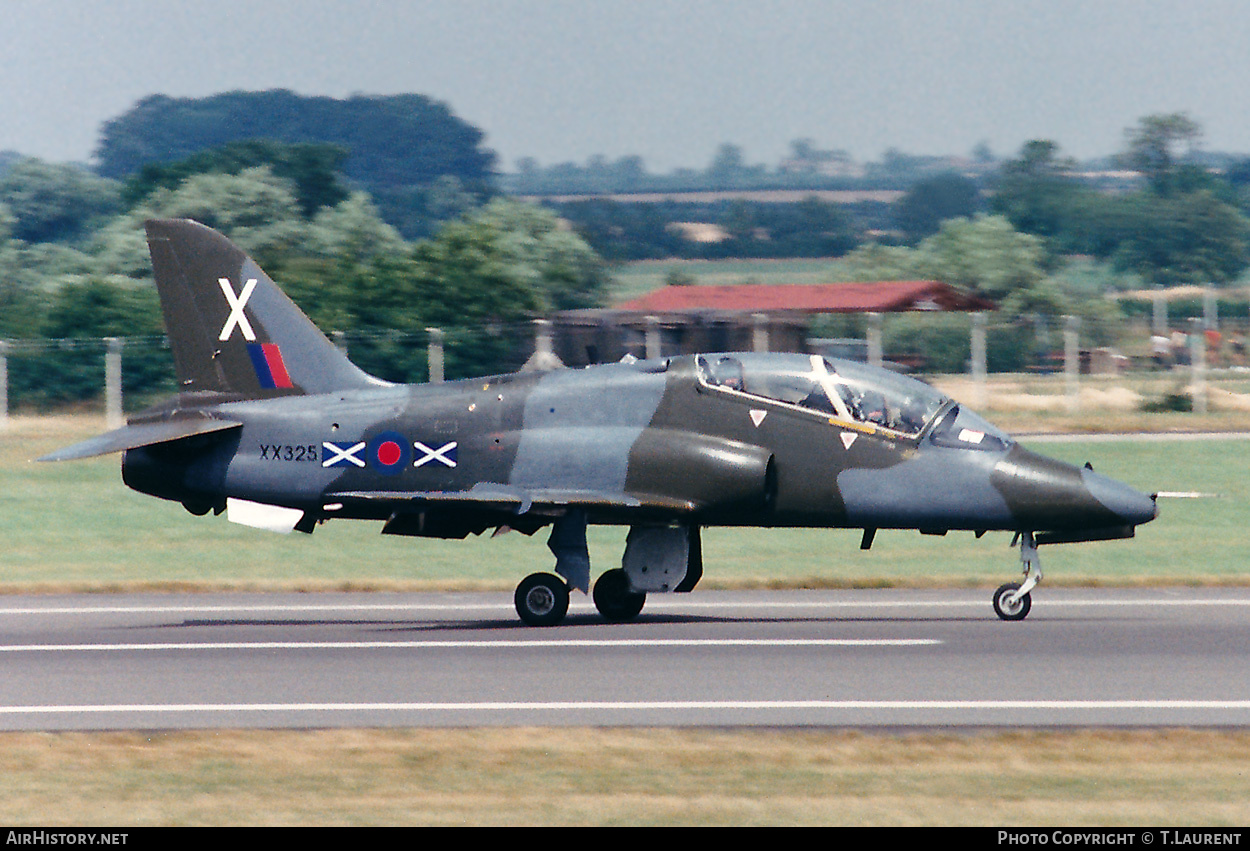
[145,218,381,399]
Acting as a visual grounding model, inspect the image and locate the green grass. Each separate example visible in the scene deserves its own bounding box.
[3,415,1248,591]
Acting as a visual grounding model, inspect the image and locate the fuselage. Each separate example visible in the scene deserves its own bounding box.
[121,353,1158,540]
[48,218,1160,625]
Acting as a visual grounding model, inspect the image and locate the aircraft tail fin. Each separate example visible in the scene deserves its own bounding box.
[145,218,382,399]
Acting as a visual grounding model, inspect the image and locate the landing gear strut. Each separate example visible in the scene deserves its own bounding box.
[993,531,1041,621]
[510,512,588,627]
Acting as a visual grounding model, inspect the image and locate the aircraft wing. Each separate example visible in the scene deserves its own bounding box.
[37,416,243,462]
[329,484,697,514]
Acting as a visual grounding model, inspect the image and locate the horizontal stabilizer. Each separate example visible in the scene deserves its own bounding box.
[36,417,242,462]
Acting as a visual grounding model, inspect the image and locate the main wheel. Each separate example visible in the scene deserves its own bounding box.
[992,582,1032,621]
[515,573,570,627]
[593,569,646,623]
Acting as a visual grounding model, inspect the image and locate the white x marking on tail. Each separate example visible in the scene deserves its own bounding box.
[218,278,258,341]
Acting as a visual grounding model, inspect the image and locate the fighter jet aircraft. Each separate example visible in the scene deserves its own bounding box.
[41,219,1158,625]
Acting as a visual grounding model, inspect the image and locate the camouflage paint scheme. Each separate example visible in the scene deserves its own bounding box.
[42,219,1158,625]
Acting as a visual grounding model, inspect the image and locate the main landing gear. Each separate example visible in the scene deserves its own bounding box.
[511,515,699,626]
[514,572,570,627]
[592,568,647,622]
[993,531,1042,621]
[513,510,590,627]
[512,569,648,626]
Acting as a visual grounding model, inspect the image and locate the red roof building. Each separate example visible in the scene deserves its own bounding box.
[540,281,994,368]
[615,281,995,314]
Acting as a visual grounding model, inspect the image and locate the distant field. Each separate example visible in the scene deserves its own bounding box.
[609,257,848,303]
[933,371,1250,433]
[3,416,1248,592]
[523,189,905,205]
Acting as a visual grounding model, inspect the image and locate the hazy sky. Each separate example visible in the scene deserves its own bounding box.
[4,0,1250,171]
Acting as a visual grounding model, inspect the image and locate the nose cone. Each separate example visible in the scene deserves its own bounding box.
[991,445,1157,532]
[1082,468,1158,528]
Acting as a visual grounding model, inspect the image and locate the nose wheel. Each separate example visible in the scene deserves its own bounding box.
[992,581,1031,620]
[994,532,1041,621]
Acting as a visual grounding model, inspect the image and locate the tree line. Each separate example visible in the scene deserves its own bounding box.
[95,90,496,239]
[2,91,1249,407]
[541,114,1250,290]
[0,165,606,408]
[503,139,996,196]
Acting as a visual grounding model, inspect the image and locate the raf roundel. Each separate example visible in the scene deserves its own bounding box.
[367,431,410,475]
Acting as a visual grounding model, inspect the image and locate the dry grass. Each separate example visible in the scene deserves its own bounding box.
[2,728,1249,826]
[930,372,1250,434]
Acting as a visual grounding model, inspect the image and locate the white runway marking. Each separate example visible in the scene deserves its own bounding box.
[0,638,940,653]
[1,700,1249,716]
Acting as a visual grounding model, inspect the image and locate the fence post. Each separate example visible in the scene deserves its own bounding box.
[644,315,661,360]
[752,313,769,353]
[969,312,986,409]
[105,337,124,429]
[0,340,8,430]
[1191,317,1208,414]
[1064,316,1080,413]
[426,327,444,383]
[866,313,883,367]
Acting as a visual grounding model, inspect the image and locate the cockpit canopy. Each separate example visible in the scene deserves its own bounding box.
[695,352,1012,450]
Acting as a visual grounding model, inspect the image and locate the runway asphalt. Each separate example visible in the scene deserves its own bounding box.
[2,587,1249,731]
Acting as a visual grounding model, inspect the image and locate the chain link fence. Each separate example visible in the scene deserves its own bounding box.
[3,307,1249,425]
[0,323,540,422]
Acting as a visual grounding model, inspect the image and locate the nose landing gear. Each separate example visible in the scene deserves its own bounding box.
[993,531,1041,621]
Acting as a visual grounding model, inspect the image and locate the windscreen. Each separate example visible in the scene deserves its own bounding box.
[697,353,950,437]
[823,358,949,436]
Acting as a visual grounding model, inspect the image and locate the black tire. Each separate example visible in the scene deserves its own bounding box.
[593,569,646,622]
[515,573,570,627]
[992,582,1032,621]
